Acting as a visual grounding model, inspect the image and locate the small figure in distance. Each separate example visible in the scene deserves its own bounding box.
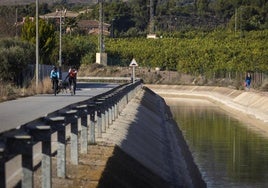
[66,66,77,95]
[245,72,252,91]
[50,66,60,91]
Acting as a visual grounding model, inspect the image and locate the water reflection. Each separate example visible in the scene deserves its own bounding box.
[166,98,268,188]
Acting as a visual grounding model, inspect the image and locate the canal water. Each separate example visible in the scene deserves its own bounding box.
[166,98,268,188]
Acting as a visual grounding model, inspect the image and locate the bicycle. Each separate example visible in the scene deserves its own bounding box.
[52,78,59,96]
[69,78,76,96]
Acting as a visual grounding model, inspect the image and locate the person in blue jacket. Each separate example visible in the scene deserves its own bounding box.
[50,66,60,90]
[245,72,252,90]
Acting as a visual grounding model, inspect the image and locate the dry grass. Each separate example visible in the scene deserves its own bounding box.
[79,64,193,84]
[28,77,52,94]
[0,77,53,102]
[0,64,260,103]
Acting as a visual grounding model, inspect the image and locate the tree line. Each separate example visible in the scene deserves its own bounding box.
[0,0,267,38]
[0,0,267,86]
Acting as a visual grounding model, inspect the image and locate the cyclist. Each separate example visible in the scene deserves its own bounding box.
[66,66,77,94]
[50,66,60,91]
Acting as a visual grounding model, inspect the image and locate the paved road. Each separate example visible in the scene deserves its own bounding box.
[0,82,118,133]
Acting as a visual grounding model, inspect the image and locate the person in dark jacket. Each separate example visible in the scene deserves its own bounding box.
[245,72,252,90]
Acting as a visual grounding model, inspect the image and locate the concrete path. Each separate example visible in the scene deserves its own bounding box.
[0,83,118,133]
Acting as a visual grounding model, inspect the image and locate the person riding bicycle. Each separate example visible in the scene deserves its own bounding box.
[66,66,77,94]
[50,66,60,91]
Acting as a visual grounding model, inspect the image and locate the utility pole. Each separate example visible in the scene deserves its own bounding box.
[56,9,66,79]
[147,0,156,38]
[36,0,39,88]
[148,0,155,34]
[15,7,18,38]
[99,0,104,64]
[235,8,237,36]
[96,0,107,65]
[59,10,62,79]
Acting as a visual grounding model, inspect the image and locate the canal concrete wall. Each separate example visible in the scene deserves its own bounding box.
[146,85,268,125]
[96,86,206,188]
[30,84,267,187]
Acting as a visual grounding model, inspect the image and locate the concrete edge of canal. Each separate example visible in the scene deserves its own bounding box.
[95,84,268,188]
[53,85,206,187]
[44,84,268,187]
[146,85,268,125]
[96,86,206,188]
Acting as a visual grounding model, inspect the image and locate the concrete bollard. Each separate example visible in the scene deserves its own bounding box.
[111,102,115,122]
[0,141,6,188]
[107,99,113,126]
[5,132,33,188]
[105,107,109,129]
[95,101,103,138]
[96,98,106,133]
[58,110,78,165]
[27,125,52,188]
[72,105,88,154]
[45,116,66,178]
[87,104,96,144]
[114,96,119,119]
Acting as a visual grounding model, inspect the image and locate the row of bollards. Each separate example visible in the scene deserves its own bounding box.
[0,81,142,188]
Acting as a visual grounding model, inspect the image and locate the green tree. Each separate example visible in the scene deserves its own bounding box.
[60,35,97,68]
[21,17,56,64]
[104,1,134,35]
[129,0,149,32]
[0,38,35,83]
[196,0,209,16]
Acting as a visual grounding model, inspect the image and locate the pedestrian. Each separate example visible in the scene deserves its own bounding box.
[50,66,60,91]
[245,72,252,90]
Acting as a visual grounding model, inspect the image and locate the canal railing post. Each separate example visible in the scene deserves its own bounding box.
[96,98,106,133]
[72,105,88,154]
[0,141,6,188]
[111,95,116,122]
[44,116,66,178]
[59,109,79,165]
[120,90,128,112]
[56,124,66,178]
[107,96,113,126]
[27,124,52,188]
[95,101,103,138]
[104,101,109,130]
[5,131,33,188]
[87,104,96,144]
[114,93,119,119]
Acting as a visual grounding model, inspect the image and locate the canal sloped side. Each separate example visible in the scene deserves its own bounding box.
[146,85,268,126]
[42,86,206,187]
[97,87,206,188]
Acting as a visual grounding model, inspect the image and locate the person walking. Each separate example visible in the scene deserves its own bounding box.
[245,72,252,90]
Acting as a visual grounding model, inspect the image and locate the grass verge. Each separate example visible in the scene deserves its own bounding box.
[0,77,52,102]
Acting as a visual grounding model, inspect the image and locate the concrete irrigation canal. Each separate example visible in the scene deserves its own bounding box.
[2,83,268,187]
